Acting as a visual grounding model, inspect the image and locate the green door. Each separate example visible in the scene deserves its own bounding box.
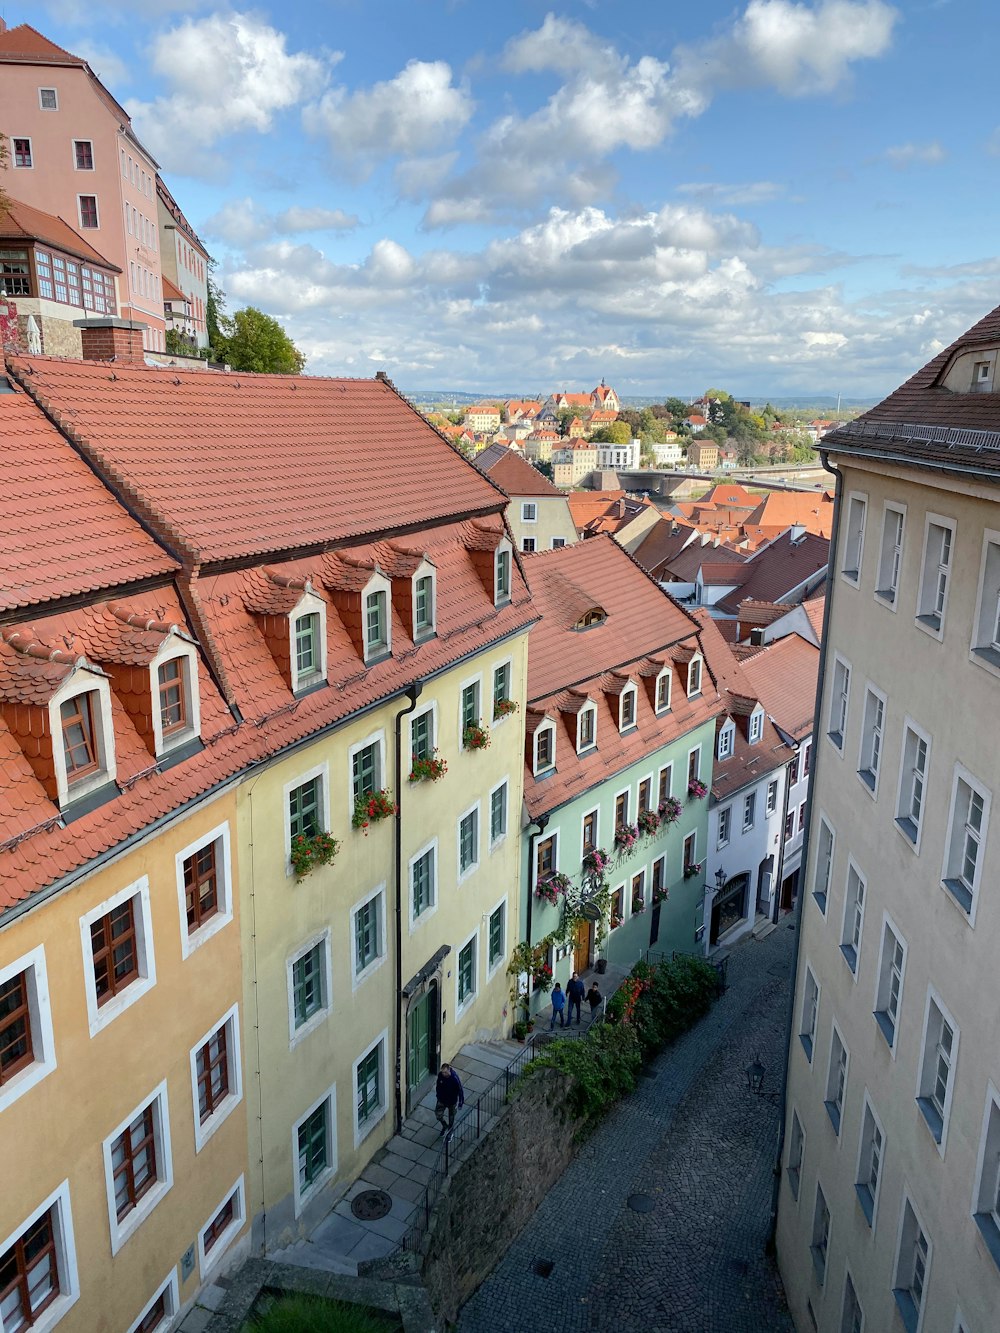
[408,989,432,1090]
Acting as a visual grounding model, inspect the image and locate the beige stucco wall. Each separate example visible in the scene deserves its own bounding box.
[506,494,578,552]
[778,456,1000,1333]
[239,631,529,1249]
[0,789,248,1332]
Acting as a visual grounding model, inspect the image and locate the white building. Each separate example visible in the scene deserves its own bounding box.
[777,300,1000,1333]
[651,439,684,468]
[594,438,641,471]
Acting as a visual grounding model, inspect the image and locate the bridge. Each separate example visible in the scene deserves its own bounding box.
[613,463,833,499]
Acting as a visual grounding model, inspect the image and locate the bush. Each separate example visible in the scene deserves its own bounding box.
[249,1293,398,1332]
[532,1022,642,1128]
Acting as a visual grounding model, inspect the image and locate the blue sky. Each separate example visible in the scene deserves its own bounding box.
[30,0,1000,397]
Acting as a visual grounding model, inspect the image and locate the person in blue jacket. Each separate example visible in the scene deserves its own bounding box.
[550,981,566,1029]
[435,1063,464,1135]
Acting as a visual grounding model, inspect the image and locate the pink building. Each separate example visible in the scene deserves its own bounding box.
[0,21,167,351]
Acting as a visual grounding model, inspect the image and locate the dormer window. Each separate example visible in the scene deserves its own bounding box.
[578,705,597,752]
[535,725,555,775]
[575,607,607,630]
[749,708,764,744]
[364,588,389,661]
[414,574,435,637]
[655,669,672,714]
[495,544,512,605]
[157,658,187,736]
[972,360,993,393]
[619,685,637,732]
[687,656,703,698]
[294,613,321,682]
[50,672,117,807]
[719,721,735,761]
[148,639,201,757]
[61,693,99,781]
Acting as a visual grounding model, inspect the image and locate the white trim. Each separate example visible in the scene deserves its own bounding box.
[892,1192,931,1333]
[916,984,959,1157]
[290,590,328,694]
[873,911,907,1057]
[284,760,331,876]
[856,680,887,800]
[717,804,732,849]
[347,731,385,811]
[841,490,867,585]
[0,1179,79,1332]
[686,653,704,698]
[38,87,59,111]
[827,651,852,755]
[0,944,57,1113]
[292,1083,338,1218]
[76,192,99,229]
[125,1269,179,1333]
[576,700,598,753]
[618,681,638,733]
[71,138,95,173]
[101,1080,173,1256]
[521,501,538,523]
[49,667,117,808]
[581,806,600,857]
[970,1079,1000,1229]
[533,717,557,774]
[175,821,234,959]
[197,1175,246,1279]
[286,929,333,1048]
[786,1108,805,1204]
[149,636,201,756]
[494,538,513,605]
[79,877,156,1037]
[839,857,866,980]
[824,1021,849,1135]
[408,837,438,931]
[799,960,820,1062]
[407,701,439,770]
[189,1003,243,1153]
[718,720,735,761]
[353,1028,390,1147]
[748,706,764,745]
[490,656,515,724]
[940,761,991,927]
[362,572,393,662]
[411,559,437,640]
[686,743,701,784]
[456,800,481,882]
[875,499,906,609]
[915,510,956,641]
[855,1089,886,1231]
[455,926,479,1016]
[487,776,509,849]
[350,883,388,989]
[458,672,483,739]
[654,665,672,715]
[970,527,1000,679]
[893,716,931,855]
[486,895,508,980]
[10,134,33,169]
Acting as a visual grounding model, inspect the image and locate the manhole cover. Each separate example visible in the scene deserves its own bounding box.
[627,1193,655,1213]
[532,1258,555,1278]
[351,1189,393,1221]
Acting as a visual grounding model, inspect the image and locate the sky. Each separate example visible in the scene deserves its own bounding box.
[25,0,1000,398]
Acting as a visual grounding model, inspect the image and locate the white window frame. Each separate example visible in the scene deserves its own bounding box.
[76,193,99,229]
[456,927,479,1016]
[855,1092,885,1231]
[189,1003,243,1153]
[350,884,387,989]
[290,592,328,693]
[125,1270,179,1333]
[619,683,638,732]
[916,985,959,1154]
[101,1080,173,1256]
[407,701,438,767]
[687,744,701,785]
[718,721,735,761]
[486,896,507,980]
[411,560,437,639]
[175,822,234,959]
[11,135,33,169]
[654,666,672,715]
[408,837,438,930]
[892,1194,931,1333]
[49,670,117,808]
[353,1028,389,1147]
[72,138,95,173]
[292,1083,338,1217]
[876,500,906,608]
[824,1023,849,1135]
[521,501,537,523]
[686,654,704,698]
[841,1271,865,1333]
[971,1080,1000,1271]
[812,814,834,916]
[787,1110,805,1202]
[841,491,867,584]
[79,876,156,1037]
[459,672,483,737]
[811,1181,831,1285]
[840,859,866,978]
[491,656,514,723]
[577,702,597,753]
[457,800,481,882]
[285,760,331,876]
[286,929,333,1048]
[894,718,931,853]
[873,913,907,1055]
[0,1180,79,1331]
[748,706,764,744]
[857,682,887,798]
[362,573,392,662]
[488,777,509,848]
[941,762,991,923]
[742,790,756,833]
[766,779,779,816]
[494,538,513,605]
[717,806,732,849]
[149,638,201,756]
[0,944,57,1114]
[828,653,851,753]
[533,721,556,775]
[347,732,384,810]
[800,963,820,1062]
[38,87,59,111]
[197,1175,246,1279]
[970,528,1000,678]
[915,511,956,639]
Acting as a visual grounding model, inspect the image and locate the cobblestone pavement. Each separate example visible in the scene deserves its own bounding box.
[457,923,798,1333]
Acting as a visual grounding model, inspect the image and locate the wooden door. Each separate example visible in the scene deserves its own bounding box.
[407,989,432,1090]
[573,919,592,973]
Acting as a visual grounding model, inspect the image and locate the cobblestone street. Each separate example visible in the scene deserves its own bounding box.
[458,923,798,1333]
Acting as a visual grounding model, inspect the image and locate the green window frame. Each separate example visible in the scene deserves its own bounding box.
[355,896,380,975]
[411,711,432,763]
[365,590,387,655]
[414,576,433,634]
[461,682,479,731]
[492,662,511,717]
[459,810,477,874]
[292,943,325,1028]
[490,784,507,843]
[458,939,475,1005]
[488,907,504,967]
[352,743,379,801]
[412,849,434,917]
[297,1102,328,1191]
[357,1045,382,1126]
[289,777,321,841]
[496,549,510,600]
[294,612,320,679]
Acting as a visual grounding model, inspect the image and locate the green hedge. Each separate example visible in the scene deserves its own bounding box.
[530,953,718,1128]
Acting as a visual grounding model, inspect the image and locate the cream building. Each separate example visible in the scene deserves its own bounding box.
[777,303,1000,1333]
[475,444,578,553]
[553,439,599,488]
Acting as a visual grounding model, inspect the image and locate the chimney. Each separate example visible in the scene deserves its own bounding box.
[749,628,766,646]
[74,317,148,365]
[790,523,806,543]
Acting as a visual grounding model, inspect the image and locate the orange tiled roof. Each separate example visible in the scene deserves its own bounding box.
[8,359,510,565]
[742,490,835,539]
[0,388,177,612]
[161,275,187,303]
[716,530,829,614]
[475,446,564,498]
[0,197,120,271]
[0,23,83,64]
[738,632,820,741]
[522,537,722,818]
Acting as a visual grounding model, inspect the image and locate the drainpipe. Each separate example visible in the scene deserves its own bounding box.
[767,458,843,1252]
[393,681,423,1135]
[524,814,550,1013]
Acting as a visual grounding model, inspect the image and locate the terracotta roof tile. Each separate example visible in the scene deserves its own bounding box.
[475,447,564,498]
[0,199,120,271]
[0,23,83,64]
[0,389,177,612]
[715,530,829,614]
[738,633,820,741]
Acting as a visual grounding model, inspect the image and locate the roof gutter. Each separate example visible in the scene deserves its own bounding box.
[823,441,1000,488]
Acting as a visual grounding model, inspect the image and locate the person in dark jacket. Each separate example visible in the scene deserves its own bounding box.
[549,982,566,1029]
[586,982,603,1022]
[566,971,586,1025]
[435,1063,464,1135]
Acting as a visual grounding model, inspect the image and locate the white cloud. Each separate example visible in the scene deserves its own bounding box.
[677,181,787,206]
[303,60,473,176]
[73,40,130,89]
[884,140,947,168]
[127,13,330,175]
[203,199,358,246]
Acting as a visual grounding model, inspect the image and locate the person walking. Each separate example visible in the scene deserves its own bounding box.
[435,1062,464,1136]
[549,982,566,1029]
[586,981,603,1023]
[566,971,586,1025]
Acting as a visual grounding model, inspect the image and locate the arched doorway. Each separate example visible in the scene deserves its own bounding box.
[710,872,750,945]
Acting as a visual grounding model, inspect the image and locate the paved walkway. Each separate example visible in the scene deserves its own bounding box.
[458,923,798,1333]
[270,1038,522,1274]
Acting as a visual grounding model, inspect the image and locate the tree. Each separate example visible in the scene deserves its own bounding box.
[217,306,306,374]
[557,407,577,437]
[606,419,631,444]
[664,397,688,420]
[205,259,227,357]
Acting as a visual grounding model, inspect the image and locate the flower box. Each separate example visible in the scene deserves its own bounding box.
[463,722,491,751]
[290,831,340,879]
[532,963,554,992]
[652,887,668,905]
[658,795,683,824]
[610,915,623,931]
[614,822,639,854]
[631,895,645,914]
[493,697,519,719]
[352,788,398,833]
[582,847,611,878]
[408,750,448,783]
[683,861,703,880]
[687,779,708,800]
[637,808,659,837]
[536,871,572,905]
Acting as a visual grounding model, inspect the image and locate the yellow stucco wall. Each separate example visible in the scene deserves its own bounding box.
[0,788,248,1332]
[238,632,529,1248]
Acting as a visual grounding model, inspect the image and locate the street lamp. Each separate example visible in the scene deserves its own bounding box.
[714,867,727,891]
